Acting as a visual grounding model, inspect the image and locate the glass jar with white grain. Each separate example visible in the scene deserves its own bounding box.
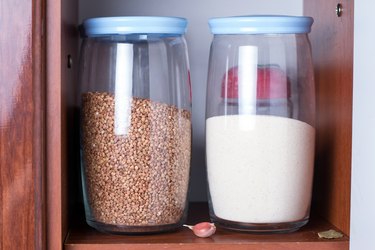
[206,15,316,233]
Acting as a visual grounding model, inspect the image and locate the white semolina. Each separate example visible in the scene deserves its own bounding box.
[206,114,315,223]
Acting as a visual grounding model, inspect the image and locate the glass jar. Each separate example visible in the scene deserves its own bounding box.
[205,15,315,233]
[79,16,192,234]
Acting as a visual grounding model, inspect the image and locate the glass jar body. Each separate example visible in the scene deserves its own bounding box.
[79,32,192,234]
[206,32,316,233]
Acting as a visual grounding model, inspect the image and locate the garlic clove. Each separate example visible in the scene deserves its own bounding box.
[184,222,216,238]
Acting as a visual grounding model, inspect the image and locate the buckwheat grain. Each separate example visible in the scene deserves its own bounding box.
[81,92,191,228]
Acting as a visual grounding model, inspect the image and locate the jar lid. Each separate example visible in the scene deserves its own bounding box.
[209,15,313,34]
[82,16,188,36]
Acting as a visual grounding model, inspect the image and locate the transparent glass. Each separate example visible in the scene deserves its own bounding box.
[79,34,192,234]
[206,34,316,233]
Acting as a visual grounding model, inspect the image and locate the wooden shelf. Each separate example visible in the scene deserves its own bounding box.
[65,203,348,250]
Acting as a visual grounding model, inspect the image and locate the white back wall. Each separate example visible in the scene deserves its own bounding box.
[79,0,303,201]
[351,0,375,249]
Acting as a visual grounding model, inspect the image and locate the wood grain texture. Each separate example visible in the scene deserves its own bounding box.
[46,0,78,248]
[0,0,45,249]
[304,0,353,235]
[33,0,46,248]
[46,0,63,248]
[65,203,349,250]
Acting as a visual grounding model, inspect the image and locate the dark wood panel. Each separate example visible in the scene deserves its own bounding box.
[65,203,349,250]
[304,0,353,235]
[46,1,64,249]
[0,0,45,249]
[46,0,78,248]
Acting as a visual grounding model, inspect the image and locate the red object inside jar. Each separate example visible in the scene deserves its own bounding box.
[221,65,290,100]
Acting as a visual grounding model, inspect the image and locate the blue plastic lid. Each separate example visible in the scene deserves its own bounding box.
[82,16,188,36]
[209,15,314,34]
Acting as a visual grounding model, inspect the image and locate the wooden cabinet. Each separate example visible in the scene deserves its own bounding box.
[0,0,353,249]
[0,0,44,249]
[304,0,353,237]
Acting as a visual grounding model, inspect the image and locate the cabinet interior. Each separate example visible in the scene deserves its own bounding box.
[46,0,353,248]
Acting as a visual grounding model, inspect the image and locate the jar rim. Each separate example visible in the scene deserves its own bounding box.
[82,16,188,37]
[208,15,314,35]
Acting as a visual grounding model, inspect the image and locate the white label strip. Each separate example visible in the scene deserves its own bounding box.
[114,43,133,136]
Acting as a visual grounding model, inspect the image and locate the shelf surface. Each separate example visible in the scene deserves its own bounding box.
[65,203,349,250]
